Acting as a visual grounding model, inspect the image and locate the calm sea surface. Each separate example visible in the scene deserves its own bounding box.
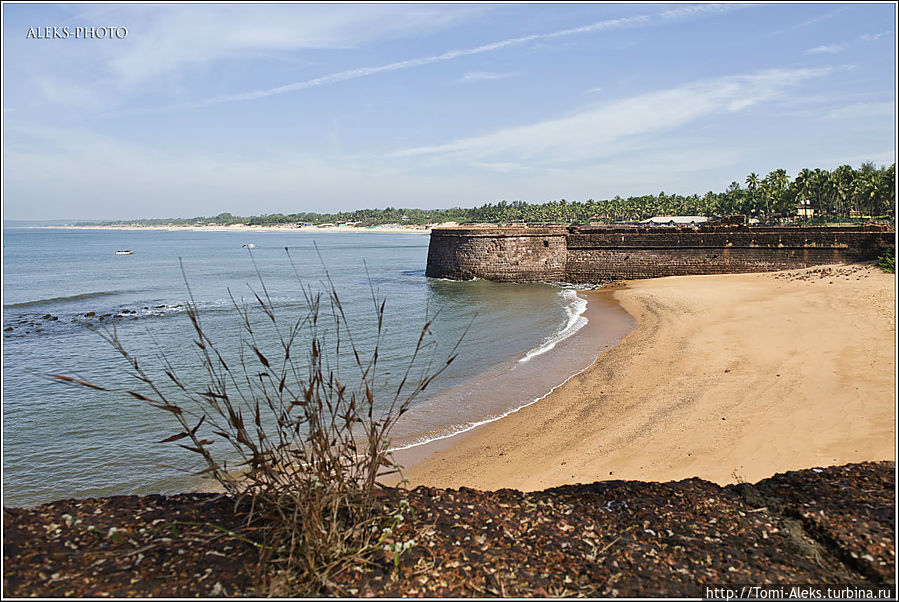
[3,228,625,507]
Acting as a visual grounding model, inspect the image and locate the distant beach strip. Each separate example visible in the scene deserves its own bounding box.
[43,223,439,234]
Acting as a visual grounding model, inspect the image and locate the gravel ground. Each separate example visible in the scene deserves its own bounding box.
[4,461,894,597]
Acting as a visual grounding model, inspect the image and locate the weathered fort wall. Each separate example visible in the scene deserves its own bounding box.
[425,225,894,283]
[426,227,568,281]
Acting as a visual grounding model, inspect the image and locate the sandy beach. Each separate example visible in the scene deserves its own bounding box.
[404,263,896,490]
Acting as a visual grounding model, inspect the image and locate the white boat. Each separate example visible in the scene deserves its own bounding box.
[242,243,256,248]
[115,250,134,255]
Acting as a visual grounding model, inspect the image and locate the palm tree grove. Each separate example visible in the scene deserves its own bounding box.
[94,162,895,227]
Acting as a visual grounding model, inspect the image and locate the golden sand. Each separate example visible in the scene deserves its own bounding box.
[403,264,896,490]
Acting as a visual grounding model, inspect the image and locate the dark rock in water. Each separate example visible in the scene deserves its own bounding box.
[51,316,58,321]
[84,312,96,317]
[3,326,12,332]
[155,305,165,309]
[41,314,51,320]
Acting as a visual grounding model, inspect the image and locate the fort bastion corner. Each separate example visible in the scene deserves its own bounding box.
[425,223,895,283]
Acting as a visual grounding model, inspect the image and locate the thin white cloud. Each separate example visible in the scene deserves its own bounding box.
[171,4,740,110]
[6,4,481,111]
[772,6,851,35]
[459,71,517,83]
[389,68,832,166]
[106,4,478,85]
[585,87,603,94]
[825,102,895,121]
[34,77,105,110]
[860,32,888,41]
[805,44,846,54]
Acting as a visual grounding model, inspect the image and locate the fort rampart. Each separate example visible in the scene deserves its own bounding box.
[425,224,895,283]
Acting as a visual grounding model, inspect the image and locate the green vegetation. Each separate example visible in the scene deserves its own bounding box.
[83,162,894,227]
[51,254,463,594]
[877,246,895,274]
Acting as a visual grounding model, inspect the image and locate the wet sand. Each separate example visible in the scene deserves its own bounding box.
[402,264,896,490]
[390,288,634,471]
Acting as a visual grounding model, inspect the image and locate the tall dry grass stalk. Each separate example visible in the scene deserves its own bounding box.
[50,248,466,594]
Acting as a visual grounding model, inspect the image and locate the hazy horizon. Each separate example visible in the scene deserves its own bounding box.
[3,3,895,221]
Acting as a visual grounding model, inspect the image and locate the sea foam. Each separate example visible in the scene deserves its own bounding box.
[518,289,588,363]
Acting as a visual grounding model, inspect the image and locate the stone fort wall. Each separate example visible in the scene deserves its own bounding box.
[425,224,894,283]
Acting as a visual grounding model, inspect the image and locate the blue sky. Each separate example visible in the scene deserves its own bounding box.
[2,2,895,220]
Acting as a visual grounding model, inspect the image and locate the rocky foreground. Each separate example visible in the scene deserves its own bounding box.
[3,461,894,597]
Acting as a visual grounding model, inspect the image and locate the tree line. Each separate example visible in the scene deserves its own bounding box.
[90,162,894,227]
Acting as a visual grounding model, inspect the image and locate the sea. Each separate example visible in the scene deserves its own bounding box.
[2,227,631,507]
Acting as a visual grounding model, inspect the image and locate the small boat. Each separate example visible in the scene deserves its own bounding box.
[242,243,256,249]
[115,250,134,255]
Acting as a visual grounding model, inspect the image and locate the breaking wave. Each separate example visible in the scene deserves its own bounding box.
[518,289,588,363]
[4,291,124,309]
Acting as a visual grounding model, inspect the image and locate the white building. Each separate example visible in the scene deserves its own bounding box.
[640,216,709,227]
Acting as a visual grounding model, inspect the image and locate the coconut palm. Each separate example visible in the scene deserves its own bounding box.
[745,172,761,216]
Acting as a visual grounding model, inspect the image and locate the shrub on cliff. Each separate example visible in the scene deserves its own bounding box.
[876,246,894,273]
[50,249,464,595]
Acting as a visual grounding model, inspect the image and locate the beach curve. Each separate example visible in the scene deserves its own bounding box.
[402,263,896,491]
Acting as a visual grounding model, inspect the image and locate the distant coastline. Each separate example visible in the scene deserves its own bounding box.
[31,223,441,234]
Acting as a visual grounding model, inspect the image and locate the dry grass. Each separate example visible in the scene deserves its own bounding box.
[49,248,465,594]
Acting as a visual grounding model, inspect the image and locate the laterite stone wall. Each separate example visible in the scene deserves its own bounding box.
[564,225,894,282]
[426,225,894,283]
[425,227,567,281]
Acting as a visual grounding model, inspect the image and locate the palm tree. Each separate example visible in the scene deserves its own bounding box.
[881,164,896,216]
[812,168,832,216]
[794,168,813,219]
[855,170,881,217]
[829,165,854,217]
[745,173,761,216]
[763,169,790,220]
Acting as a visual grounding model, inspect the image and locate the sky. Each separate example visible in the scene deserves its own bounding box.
[2,2,896,221]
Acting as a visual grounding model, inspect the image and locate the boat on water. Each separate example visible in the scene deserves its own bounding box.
[115,250,134,255]
[242,243,256,248]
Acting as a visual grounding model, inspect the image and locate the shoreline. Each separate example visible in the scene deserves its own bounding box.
[389,287,634,471]
[191,286,635,496]
[23,224,435,234]
[402,263,896,490]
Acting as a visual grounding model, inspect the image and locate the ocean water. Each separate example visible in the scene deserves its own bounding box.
[2,228,627,507]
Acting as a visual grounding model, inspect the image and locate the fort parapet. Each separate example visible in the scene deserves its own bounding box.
[425,224,895,283]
